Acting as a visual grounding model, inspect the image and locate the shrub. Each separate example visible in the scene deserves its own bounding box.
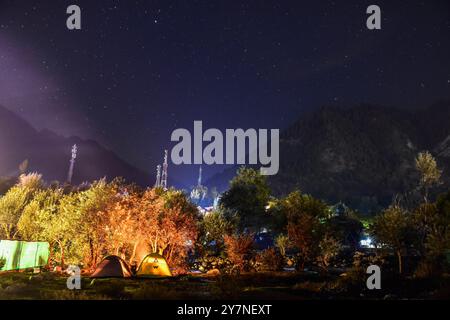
[317,235,342,268]
[255,248,284,272]
[224,233,254,272]
[275,234,290,257]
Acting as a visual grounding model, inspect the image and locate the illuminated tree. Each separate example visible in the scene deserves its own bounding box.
[0,173,42,239]
[283,191,328,269]
[138,189,199,269]
[18,188,63,241]
[105,188,199,271]
[17,172,44,190]
[415,151,442,203]
[275,234,290,257]
[72,179,120,267]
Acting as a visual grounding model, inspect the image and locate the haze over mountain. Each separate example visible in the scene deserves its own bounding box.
[206,101,450,212]
[0,105,151,186]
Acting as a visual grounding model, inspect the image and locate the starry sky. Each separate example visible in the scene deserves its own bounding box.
[0,0,449,183]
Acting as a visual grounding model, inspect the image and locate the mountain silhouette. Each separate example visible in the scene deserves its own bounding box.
[205,101,450,212]
[0,105,150,186]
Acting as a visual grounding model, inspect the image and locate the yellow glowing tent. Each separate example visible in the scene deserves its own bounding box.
[136,253,172,277]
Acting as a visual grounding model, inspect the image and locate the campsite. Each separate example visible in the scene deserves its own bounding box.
[0,168,449,300]
[1,246,448,300]
[1,267,449,300]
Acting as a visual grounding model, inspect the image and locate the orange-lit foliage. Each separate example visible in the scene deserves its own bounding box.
[224,233,254,272]
[287,214,318,270]
[103,189,199,272]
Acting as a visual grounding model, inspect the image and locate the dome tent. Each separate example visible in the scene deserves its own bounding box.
[91,255,133,278]
[136,253,172,278]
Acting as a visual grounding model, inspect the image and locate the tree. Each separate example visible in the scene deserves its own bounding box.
[72,179,120,268]
[17,172,44,190]
[18,188,63,241]
[0,173,43,239]
[413,191,450,273]
[219,167,271,232]
[199,210,235,254]
[109,188,199,271]
[318,235,342,268]
[45,192,81,268]
[415,151,442,203]
[371,205,414,274]
[275,234,290,257]
[103,188,141,263]
[281,191,328,269]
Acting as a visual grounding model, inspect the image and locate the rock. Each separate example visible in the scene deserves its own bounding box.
[206,268,221,276]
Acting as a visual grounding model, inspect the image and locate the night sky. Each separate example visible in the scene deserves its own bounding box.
[0,0,449,183]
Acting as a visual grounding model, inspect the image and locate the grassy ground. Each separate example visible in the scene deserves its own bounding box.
[0,270,448,300]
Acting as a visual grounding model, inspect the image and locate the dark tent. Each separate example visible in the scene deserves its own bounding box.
[91,255,133,278]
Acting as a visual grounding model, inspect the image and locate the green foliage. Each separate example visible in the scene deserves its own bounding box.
[276,191,328,269]
[413,191,450,274]
[415,151,442,202]
[219,167,271,232]
[371,205,414,274]
[274,234,290,257]
[18,188,63,241]
[199,210,234,254]
[325,214,363,249]
[317,235,342,268]
[163,188,199,219]
[0,173,43,239]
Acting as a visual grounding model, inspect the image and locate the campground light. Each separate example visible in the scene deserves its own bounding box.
[360,237,375,248]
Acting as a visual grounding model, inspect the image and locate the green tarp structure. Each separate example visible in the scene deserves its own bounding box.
[0,240,49,271]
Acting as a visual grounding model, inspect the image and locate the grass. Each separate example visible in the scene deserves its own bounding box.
[0,270,448,300]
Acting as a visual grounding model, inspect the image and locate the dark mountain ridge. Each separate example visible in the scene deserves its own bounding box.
[205,101,450,212]
[0,105,151,186]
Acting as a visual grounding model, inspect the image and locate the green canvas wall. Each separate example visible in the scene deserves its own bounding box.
[0,240,49,271]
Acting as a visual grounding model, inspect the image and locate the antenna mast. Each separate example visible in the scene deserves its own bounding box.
[67,144,77,184]
[161,150,168,190]
[155,164,161,187]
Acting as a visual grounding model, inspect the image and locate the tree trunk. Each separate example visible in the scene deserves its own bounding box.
[59,241,65,269]
[129,241,139,264]
[397,250,402,274]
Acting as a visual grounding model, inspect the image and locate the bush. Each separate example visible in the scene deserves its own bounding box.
[317,235,342,268]
[255,248,284,272]
[414,259,442,279]
[224,233,254,272]
[193,255,232,272]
